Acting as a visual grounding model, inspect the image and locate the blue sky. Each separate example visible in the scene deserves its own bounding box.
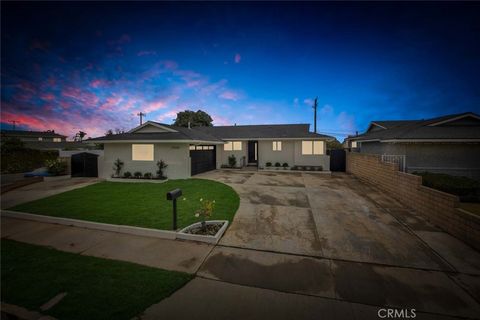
[1,2,479,140]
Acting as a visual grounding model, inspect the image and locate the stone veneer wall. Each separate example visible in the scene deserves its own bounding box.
[346,152,480,250]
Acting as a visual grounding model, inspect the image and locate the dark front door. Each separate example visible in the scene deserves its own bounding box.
[71,152,98,177]
[190,145,216,175]
[248,141,257,164]
[328,149,346,172]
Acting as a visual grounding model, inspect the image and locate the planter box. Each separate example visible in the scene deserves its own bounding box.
[106,177,169,183]
[177,220,229,244]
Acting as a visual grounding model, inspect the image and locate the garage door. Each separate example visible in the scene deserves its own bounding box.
[71,152,98,177]
[190,145,216,175]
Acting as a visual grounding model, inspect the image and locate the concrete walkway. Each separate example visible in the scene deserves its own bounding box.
[1,217,213,274]
[1,177,101,209]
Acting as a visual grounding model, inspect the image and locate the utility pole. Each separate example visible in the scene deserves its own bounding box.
[9,120,19,130]
[137,112,146,125]
[312,97,318,133]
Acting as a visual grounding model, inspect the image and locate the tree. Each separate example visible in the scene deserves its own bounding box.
[105,129,114,136]
[327,139,343,150]
[173,110,213,127]
[74,131,87,141]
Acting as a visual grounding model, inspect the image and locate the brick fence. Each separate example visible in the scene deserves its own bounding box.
[346,152,480,251]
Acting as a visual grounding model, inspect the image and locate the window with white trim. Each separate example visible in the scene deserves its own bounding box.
[224,141,242,151]
[53,137,61,142]
[351,141,358,148]
[132,144,154,161]
[272,141,282,151]
[301,141,324,155]
[38,137,43,141]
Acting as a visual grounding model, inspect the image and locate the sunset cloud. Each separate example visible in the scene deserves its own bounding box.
[234,53,241,63]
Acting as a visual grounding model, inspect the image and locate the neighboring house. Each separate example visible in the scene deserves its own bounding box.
[347,112,480,179]
[88,121,333,179]
[1,129,90,151]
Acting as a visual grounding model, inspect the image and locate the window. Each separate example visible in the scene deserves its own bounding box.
[53,138,61,142]
[132,144,154,161]
[272,141,282,151]
[189,145,196,150]
[38,137,43,141]
[302,141,324,155]
[191,145,215,151]
[224,141,242,151]
[351,141,358,148]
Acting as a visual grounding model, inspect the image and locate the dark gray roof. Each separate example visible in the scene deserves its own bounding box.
[88,123,223,143]
[1,130,66,138]
[353,112,480,141]
[88,122,333,142]
[196,124,333,139]
[23,141,93,150]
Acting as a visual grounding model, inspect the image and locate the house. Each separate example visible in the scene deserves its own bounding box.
[88,121,334,179]
[1,129,89,151]
[347,112,480,179]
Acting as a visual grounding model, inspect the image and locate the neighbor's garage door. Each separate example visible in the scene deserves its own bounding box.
[190,145,216,175]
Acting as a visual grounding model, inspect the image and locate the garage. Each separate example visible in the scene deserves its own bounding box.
[71,152,99,177]
[190,145,216,175]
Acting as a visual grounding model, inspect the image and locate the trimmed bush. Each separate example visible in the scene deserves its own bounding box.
[275,162,281,167]
[282,162,289,168]
[123,171,132,178]
[266,162,272,167]
[413,172,479,201]
[144,172,152,179]
[134,171,142,178]
[228,155,237,168]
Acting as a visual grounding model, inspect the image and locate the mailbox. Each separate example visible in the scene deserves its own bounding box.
[166,189,182,230]
[166,188,182,200]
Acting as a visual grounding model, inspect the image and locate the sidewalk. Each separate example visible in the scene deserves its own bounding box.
[1,217,213,274]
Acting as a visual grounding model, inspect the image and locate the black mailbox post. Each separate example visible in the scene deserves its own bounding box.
[166,189,182,230]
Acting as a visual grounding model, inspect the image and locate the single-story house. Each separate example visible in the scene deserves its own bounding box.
[346,112,480,179]
[1,129,92,151]
[88,121,333,179]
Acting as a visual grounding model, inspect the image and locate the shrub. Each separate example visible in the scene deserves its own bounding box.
[144,172,152,179]
[134,171,142,178]
[156,160,168,179]
[275,162,281,167]
[414,171,480,201]
[266,162,272,167]
[123,171,132,178]
[112,158,124,177]
[45,159,67,176]
[282,163,289,168]
[1,138,58,173]
[228,155,237,168]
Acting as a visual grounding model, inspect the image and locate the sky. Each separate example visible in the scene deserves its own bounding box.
[1,2,479,140]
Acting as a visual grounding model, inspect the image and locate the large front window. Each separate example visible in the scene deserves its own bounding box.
[132,144,154,161]
[272,141,282,151]
[301,141,324,155]
[224,141,242,151]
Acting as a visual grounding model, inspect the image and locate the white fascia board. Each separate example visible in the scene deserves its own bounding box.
[380,139,480,143]
[128,121,178,133]
[95,140,225,145]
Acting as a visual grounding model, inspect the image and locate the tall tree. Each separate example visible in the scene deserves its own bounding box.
[173,110,213,127]
[75,131,87,141]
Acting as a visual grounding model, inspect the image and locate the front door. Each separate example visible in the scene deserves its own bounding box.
[248,141,258,164]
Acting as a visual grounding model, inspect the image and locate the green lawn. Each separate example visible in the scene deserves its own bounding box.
[1,239,192,320]
[10,179,240,230]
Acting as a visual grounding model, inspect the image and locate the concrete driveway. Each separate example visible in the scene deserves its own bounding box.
[150,169,480,319]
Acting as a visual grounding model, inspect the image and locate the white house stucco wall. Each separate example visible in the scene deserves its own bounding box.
[257,140,295,167]
[293,140,330,170]
[103,143,190,179]
[216,141,248,168]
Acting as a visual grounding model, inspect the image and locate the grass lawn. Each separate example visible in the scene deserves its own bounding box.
[1,239,192,320]
[459,202,480,216]
[10,179,239,230]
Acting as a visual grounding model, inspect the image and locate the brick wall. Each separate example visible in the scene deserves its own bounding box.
[346,152,480,250]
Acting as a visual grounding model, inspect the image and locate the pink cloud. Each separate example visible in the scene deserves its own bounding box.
[219,90,240,101]
[40,93,56,101]
[90,79,110,88]
[234,53,241,63]
[212,114,232,126]
[61,87,99,107]
[143,96,179,113]
[100,96,123,111]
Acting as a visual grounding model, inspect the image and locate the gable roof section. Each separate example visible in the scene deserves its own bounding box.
[128,121,178,133]
[196,124,333,140]
[352,112,480,142]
